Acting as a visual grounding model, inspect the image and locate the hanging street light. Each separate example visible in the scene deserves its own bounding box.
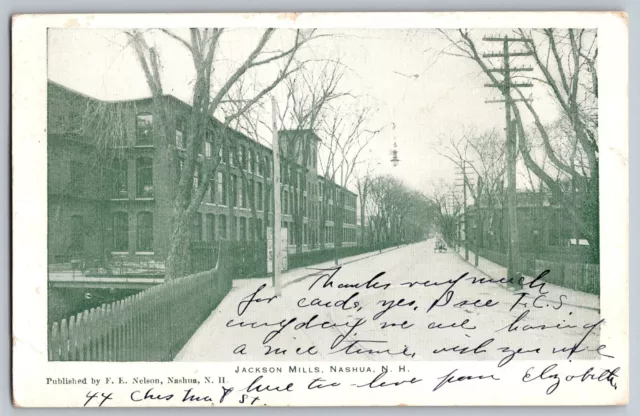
[390,122,400,167]
[391,141,400,167]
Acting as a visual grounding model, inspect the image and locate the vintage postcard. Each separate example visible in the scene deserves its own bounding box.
[12,12,628,407]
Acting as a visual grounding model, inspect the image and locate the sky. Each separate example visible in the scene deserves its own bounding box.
[47,28,562,195]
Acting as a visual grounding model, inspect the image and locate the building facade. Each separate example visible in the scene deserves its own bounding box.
[47,81,358,272]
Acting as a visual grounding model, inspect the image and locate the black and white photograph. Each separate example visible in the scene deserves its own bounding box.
[12,12,628,407]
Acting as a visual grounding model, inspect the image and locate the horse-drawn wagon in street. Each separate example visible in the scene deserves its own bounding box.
[434,239,447,253]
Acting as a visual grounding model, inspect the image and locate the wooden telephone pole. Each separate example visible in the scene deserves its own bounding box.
[483,35,533,288]
[454,161,472,261]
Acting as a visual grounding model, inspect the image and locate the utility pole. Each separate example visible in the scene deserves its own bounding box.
[450,189,459,251]
[271,97,282,293]
[483,35,533,288]
[455,162,470,261]
[334,162,343,265]
[474,176,482,267]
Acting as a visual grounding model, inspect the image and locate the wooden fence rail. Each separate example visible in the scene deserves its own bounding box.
[49,247,231,362]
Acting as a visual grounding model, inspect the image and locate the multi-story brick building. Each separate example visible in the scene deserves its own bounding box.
[47,80,358,273]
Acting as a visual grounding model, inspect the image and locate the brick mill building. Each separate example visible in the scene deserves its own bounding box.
[47,81,358,273]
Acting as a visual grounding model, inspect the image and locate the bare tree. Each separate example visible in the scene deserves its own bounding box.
[317,103,381,249]
[435,127,507,250]
[439,28,599,262]
[125,28,322,280]
[278,62,349,253]
[427,180,463,245]
[367,175,433,246]
[354,157,378,246]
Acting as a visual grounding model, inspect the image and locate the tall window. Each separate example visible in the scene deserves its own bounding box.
[219,214,227,239]
[206,214,215,241]
[192,213,203,241]
[204,130,214,157]
[113,212,129,252]
[248,218,255,241]
[237,176,244,208]
[136,113,153,145]
[70,215,84,253]
[257,154,263,176]
[289,192,293,215]
[248,179,254,209]
[283,190,288,215]
[240,217,247,241]
[136,157,154,198]
[238,146,244,170]
[229,174,236,207]
[247,149,253,172]
[176,116,186,149]
[208,179,216,203]
[112,159,128,198]
[256,218,263,240]
[229,145,235,166]
[136,212,153,252]
[264,156,270,178]
[257,182,263,211]
[217,172,226,205]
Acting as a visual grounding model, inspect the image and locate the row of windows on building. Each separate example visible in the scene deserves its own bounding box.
[109,157,153,199]
[136,112,318,176]
[138,112,275,176]
[107,156,355,226]
[66,212,155,254]
[101,211,357,254]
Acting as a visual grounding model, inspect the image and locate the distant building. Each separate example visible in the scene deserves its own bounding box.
[47,81,357,272]
[463,189,586,253]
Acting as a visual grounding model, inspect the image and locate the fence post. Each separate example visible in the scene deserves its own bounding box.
[50,322,59,361]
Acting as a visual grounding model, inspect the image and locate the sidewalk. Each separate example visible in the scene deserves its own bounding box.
[453,245,600,312]
[174,244,406,361]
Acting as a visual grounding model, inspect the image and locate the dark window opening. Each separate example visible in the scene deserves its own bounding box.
[136,211,153,252]
[219,214,227,239]
[136,113,153,145]
[206,214,215,241]
[136,157,154,198]
[113,212,129,252]
[112,159,128,198]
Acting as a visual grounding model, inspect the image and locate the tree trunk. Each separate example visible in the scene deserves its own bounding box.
[359,192,366,247]
[165,209,192,281]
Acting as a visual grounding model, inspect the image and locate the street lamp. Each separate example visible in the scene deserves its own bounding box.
[390,123,400,167]
[391,141,400,167]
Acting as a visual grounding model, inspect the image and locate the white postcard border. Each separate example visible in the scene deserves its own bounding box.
[12,12,628,407]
